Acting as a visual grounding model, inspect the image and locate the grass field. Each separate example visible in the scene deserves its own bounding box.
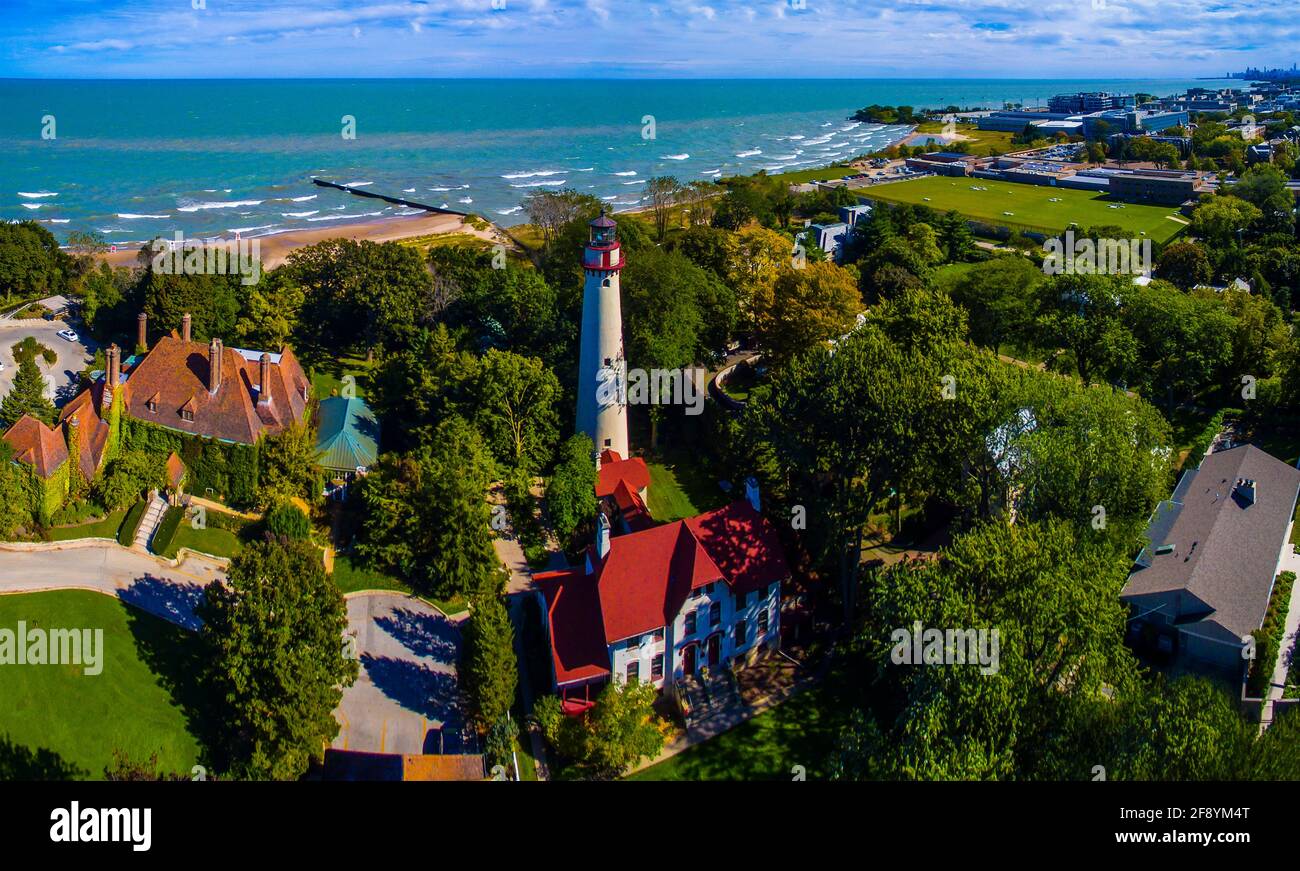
[162,525,243,560]
[855,175,1188,244]
[47,509,127,542]
[628,684,849,781]
[0,590,206,780]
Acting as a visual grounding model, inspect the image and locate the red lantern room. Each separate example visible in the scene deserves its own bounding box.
[584,211,623,271]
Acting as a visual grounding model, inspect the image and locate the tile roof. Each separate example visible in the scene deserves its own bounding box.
[118,334,310,444]
[2,414,68,479]
[1122,445,1300,638]
[58,384,110,482]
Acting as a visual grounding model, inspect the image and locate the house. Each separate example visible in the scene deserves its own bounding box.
[1,414,72,521]
[1121,444,1300,676]
[1,310,312,517]
[806,222,850,262]
[535,480,791,708]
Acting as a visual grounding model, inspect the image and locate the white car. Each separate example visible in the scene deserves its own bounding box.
[56,329,78,343]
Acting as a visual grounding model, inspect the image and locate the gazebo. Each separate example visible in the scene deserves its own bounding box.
[316,396,379,499]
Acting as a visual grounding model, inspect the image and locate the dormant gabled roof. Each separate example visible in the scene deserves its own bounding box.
[108,334,309,445]
[2,414,68,479]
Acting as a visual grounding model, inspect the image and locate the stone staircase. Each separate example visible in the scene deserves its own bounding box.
[133,493,169,552]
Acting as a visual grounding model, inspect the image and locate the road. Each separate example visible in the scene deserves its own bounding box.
[0,543,225,629]
[0,318,96,404]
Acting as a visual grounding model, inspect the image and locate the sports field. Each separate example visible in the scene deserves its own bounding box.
[855,176,1189,244]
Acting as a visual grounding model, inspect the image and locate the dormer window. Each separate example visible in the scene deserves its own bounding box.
[146,400,158,413]
[181,409,194,422]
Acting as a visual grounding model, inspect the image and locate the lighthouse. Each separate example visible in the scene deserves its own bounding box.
[576,211,629,460]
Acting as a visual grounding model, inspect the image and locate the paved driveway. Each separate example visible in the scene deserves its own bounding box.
[332,593,468,756]
[0,543,225,629]
[0,318,95,404]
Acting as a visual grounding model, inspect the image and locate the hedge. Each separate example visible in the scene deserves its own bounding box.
[151,505,185,556]
[1247,570,1295,698]
[118,499,148,548]
[1186,407,1244,470]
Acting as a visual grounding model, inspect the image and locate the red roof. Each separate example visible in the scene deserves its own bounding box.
[2,414,68,479]
[59,385,110,481]
[536,565,611,685]
[537,499,791,685]
[611,479,653,532]
[596,451,650,498]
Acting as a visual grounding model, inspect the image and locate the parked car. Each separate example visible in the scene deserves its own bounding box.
[56,329,78,343]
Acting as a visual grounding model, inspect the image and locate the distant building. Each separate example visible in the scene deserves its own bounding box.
[807,222,850,262]
[1108,170,1206,205]
[839,204,872,228]
[1122,445,1300,676]
[1048,92,1134,114]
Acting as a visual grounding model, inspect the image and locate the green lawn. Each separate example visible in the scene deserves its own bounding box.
[0,590,207,780]
[854,175,1188,243]
[769,164,858,185]
[162,525,243,560]
[628,684,849,781]
[329,555,467,615]
[47,509,127,542]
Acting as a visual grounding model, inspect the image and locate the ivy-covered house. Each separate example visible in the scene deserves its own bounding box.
[1,414,74,524]
[2,311,313,516]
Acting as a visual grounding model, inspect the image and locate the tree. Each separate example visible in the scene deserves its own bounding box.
[462,590,518,730]
[198,539,356,780]
[93,449,165,511]
[524,188,603,249]
[948,256,1041,352]
[354,416,500,599]
[622,247,707,373]
[546,434,598,545]
[265,500,312,541]
[473,349,561,474]
[235,269,304,350]
[0,441,30,538]
[753,261,861,365]
[0,221,71,304]
[534,680,668,779]
[1190,194,1262,248]
[937,210,975,262]
[1229,164,1297,237]
[644,176,682,242]
[256,422,320,508]
[139,268,242,348]
[0,357,54,428]
[1033,273,1137,386]
[1156,240,1213,290]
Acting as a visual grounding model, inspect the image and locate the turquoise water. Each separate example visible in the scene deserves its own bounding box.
[0,78,1237,241]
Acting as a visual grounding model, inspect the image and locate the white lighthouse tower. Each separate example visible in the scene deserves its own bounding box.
[576,211,629,460]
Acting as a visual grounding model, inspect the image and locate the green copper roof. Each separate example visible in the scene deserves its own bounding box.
[316,396,379,472]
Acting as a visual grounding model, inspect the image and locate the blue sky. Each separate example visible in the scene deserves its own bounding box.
[1,0,1295,79]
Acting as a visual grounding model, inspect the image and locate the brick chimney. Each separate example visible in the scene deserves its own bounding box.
[258,353,272,406]
[101,344,120,409]
[137,312,148,352]
[181,313,192,343]
[208,338,223,395]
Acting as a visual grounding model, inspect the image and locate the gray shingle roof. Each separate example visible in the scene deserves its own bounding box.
[1122,445,1300,638]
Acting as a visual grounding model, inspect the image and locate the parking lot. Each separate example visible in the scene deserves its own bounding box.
[0,316,96,405]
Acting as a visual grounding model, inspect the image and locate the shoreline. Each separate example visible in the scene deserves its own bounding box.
[91,211,497,270]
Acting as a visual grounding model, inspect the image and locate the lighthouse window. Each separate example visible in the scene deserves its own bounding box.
[604,438,612,447]
[602,278,611,287]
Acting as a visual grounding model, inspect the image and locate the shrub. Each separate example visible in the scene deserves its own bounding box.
[151,506,185,555]
[265,501,311,541]
[118,499,147,547]
[1247,570,1295,697]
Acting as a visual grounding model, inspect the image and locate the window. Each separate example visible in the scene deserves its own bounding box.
[734,620,747,647]
[758,607,769,635]
[651,654,664,680]
[709,601,721,628]
[684,610,697,636]
[181,409,194,422]
[737,590,750,610]
[146,400,157,413]
[651,628,664,643]
[604,438,612,447]
[626,660,639,683]
[626,639,639,657]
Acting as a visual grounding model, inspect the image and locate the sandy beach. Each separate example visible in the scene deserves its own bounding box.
[93,210,503,271]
